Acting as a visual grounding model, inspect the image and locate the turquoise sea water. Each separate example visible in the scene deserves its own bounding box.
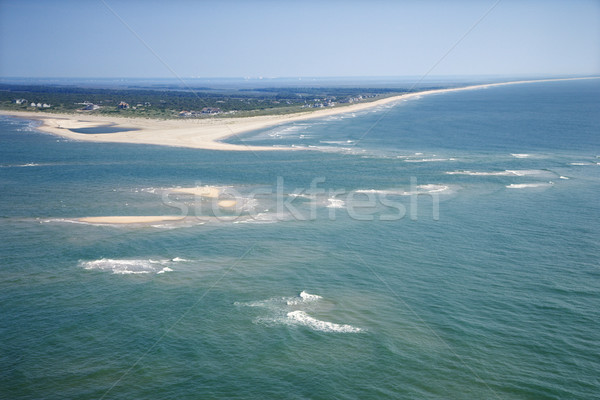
[1,80,599,399]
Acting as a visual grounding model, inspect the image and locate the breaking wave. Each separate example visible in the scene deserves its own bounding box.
[236,291,363,333]
[355,184,452,196]
[79,257,186,275]
[506,182,554,189]
[286,310,362,333]
[445,169,554,177]
[404,158,457,163]
[326,198,346,208]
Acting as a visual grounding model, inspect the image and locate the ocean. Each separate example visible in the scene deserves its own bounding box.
[1,79,599,399]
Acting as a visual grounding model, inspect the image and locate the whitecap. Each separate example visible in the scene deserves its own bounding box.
[417,184,450,194]
[505,169,550,177]
[404,158,453,163]
[286,311,362,333]
[286,291,322,306]
[319,140,348,145]
[319,140,356,145]
[326,198,345,208]
[506,182,554,189]
[399,184,451,195]
[511,153,531,158]
[0,162,44,168]
[237,291,362,333]
[446,169,555,178]
[238,291,322,308]
[355,184,451,196]
[446,170,507,176]
[288,193,312,199]
[79,258,175,275]
[355,189,385,194]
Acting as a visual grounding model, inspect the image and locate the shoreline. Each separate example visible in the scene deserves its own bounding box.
[1,76,597,151]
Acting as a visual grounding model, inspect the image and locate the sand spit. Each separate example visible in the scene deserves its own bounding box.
[2,77,597,151]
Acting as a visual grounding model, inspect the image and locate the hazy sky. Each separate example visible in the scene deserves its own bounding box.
[1,0,598,78]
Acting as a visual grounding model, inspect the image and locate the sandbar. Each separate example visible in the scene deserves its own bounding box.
[169,186,222,198]
[217,200,237,208]
[1,77,597,151]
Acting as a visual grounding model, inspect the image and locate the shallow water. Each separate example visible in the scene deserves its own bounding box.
[1,80,599,399]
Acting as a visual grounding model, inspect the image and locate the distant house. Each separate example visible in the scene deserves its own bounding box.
[117,101,130,109]
[14,98,28,105]
[180,108,222,117]
[80,102,99,111]
[42,103,51,108]
[201,107,222,114]
[30,102,37,107]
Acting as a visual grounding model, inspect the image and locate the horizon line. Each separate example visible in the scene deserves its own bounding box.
[1,73,599,81]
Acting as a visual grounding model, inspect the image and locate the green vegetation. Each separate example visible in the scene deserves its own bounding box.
[0,83,410,119]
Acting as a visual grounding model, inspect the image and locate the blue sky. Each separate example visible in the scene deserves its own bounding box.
[0,0,598,78]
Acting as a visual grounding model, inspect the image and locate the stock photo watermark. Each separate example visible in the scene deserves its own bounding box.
[161,177,441,222]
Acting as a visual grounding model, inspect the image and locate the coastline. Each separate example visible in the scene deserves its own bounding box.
[1,76,597,151]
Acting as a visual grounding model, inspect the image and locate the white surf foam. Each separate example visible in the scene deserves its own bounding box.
[234,212,281,224]
[355,189,386,194]
[506,182,554,189]
[237,291,362,333]
[355,184,452,196]
[445,169,552,177]
[238,291,321,308]
[286,311,362,333]
[287,193,313,199]
[319,140,356,145]
[265,125,308,139]
[326,198,346,208]
[286,291,323,306]
[39,218,89,225]
[231,197,259,212]
[416,184,450,194]
[79,258,176,275]
[404,158,456,163]
[511,153,531,158]
[398,184,451,196]
[1,162,51,168]
[15,121,41,132]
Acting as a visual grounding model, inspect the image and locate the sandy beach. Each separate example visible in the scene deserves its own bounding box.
[1,77,596,151]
